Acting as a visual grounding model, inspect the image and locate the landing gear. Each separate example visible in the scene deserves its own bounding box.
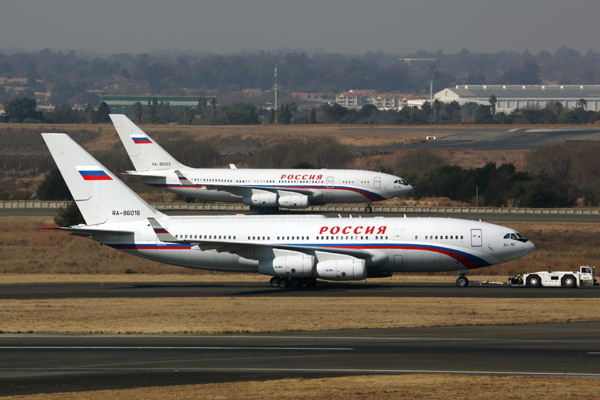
[304,277,318,288]
[364,205,373,213]
[250,206,280,214]
[290,278,304,289]
[278,278,290,289]
[271,277,318,289]
[456,276,469,288]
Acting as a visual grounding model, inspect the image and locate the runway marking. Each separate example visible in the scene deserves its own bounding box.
[0,346,353,351]
[1,367,599,378]
[588,352,600,354]
[71,353,346,369]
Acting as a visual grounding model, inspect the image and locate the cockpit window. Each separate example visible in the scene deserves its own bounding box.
[393,178,408,185]
[504,232,528,242]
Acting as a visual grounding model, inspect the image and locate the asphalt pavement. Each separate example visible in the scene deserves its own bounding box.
[1,323,600,395]
[1,281,599,300]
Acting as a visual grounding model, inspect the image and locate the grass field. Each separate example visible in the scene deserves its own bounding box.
[1,297,598,334]
[1,217,597,277]
[5,375,600,400]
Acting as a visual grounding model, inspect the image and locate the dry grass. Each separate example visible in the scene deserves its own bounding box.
[1,217,596,277]
[6,375,600,400]
[1,297,599,334]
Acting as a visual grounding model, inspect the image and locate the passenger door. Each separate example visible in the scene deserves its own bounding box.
[471,229,482,247]
[374,177,381,189]
[326,176,334,188]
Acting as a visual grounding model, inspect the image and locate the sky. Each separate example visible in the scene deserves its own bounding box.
[1,0,599,55]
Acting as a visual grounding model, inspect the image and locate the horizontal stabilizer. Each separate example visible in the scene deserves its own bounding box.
[38,226,134,238]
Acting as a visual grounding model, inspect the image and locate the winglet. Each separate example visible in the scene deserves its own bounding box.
[174,170,196,186]
[148,217,178,242]
[229,164,237,169]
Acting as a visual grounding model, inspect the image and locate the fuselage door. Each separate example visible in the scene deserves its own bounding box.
[326,176,334,188]
[471,229,482,247]
[374,177,381,189]
[394,229,405,241]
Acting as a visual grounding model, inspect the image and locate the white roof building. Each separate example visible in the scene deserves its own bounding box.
[435,85,600,112]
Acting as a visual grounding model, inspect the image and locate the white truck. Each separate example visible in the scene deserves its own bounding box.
[516,266,596,288]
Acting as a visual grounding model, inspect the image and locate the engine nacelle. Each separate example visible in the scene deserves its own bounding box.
[243,192,278,207]
[316,259,367,281]
[278,195,309,209]
[258,255,315,277]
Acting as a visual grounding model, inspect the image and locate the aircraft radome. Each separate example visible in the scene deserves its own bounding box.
[110,114,413,213]
[40,133,535,289]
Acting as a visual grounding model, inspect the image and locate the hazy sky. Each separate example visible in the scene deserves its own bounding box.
[2,0,599,55]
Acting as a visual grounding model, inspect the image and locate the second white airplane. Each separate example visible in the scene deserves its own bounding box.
[109,114,413,212]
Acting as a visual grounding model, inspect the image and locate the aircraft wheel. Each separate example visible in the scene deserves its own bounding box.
[270,277,280,288]
[527,274,542,288]
[304,278,318,288]
[365,206,373,213]
[561,275,576,288]
[278,278,290,289]
[291,278,304,289]
[456,276,469,288]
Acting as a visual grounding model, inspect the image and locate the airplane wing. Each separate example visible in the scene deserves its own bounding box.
[173,170,315,196]
[146,218,382,264]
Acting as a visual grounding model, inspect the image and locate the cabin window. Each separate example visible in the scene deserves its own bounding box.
[461,236,463,239]
[445,236,448,239]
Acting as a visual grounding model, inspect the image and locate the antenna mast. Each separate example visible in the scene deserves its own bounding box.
[274,65,278,111]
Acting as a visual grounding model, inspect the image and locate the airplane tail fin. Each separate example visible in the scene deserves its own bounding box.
[109,114,185,172]
[42,133,165,226]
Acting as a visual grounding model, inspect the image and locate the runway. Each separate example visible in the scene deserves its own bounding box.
[1,281,599,300]
[3,208,600,223]
[1,323,600,395]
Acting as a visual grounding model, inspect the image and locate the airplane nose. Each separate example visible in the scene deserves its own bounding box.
[405,185,414,193]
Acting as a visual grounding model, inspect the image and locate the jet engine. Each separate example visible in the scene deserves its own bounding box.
[316,259,367,281]
[278,194,309,209]
[258,255,315,277]
[243,192,278,207]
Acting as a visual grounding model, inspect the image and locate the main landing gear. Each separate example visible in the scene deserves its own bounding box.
[270,277,318,290]
[456,275,469,288]
[364,204,373,213]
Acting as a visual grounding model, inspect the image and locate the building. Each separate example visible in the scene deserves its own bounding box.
[336,90,428,110]
[99,95,215,115]
[435,85,600,112]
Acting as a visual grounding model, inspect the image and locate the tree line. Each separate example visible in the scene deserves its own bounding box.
[2,47,600,105]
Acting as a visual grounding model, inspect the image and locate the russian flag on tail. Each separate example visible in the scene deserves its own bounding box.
[76,166,112,181]
[131,136,152,144]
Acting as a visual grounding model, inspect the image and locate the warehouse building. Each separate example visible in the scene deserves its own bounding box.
[434,85,600,112]
[99,95,214,115]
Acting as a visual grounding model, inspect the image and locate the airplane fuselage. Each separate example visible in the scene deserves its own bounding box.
[132,168,412,206]
[91,215,535,277]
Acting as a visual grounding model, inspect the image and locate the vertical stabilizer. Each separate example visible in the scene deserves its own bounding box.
[42,133,164,226]
[109,114,185,172]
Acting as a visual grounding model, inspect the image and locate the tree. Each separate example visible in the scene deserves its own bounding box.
[132,102,143,123]
[554,101,563,117]
[3,97,42,122]
[180,107,195,125]
[210,97,217,117]
[95,102,111,123]
[421,101,431,117]
[36,169,72,200]
[489,95,497,116]
[577,98,587,110]
[54,201,85,227]
[310,107,317,124]
[198,96,206,116]
[432,99,442,122]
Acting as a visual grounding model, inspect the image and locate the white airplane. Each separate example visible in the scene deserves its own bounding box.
[109,114,413,213]
[40,133,535,288]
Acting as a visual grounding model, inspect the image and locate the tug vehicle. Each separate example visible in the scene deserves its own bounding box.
[510,266,596,288]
